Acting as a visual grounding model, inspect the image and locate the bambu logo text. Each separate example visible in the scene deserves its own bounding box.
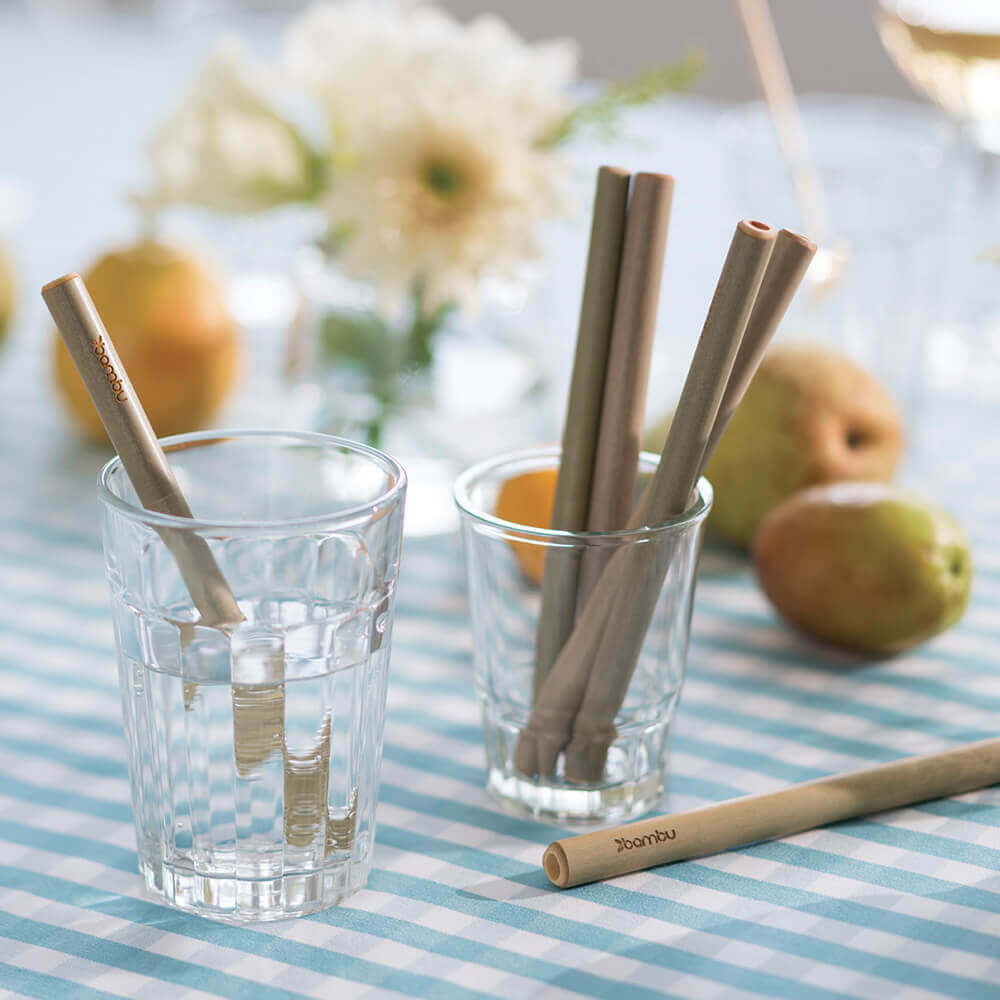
[94,336,127,402]
[615,829,677,853]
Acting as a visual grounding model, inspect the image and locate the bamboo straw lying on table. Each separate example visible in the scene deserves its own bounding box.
[544,737,1000,887]
[575,173,674,607]
[533,166,631,699]
[42,275,286,780]
[514,221,775,779]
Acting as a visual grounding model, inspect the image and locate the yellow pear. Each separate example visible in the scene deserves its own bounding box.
[703,342,903,547]
[53,240,239,440]
[754,483,971,655]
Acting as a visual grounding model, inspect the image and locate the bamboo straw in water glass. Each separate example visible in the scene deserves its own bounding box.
[42,274,285,777]
[545,737,1000,887]
[515,221,775,779]
[42,274,243,626]
[533,166,631,698]
[576,173,674,607]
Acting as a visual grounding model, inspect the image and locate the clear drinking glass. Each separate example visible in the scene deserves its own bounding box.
[98,430,406,922]
[454,448,711,824]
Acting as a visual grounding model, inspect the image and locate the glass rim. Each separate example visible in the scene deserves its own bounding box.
[453,446,712,541]
[97,428,407,532]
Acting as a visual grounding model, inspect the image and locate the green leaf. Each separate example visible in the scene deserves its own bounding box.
[407,283,455,370]
[542,48,706,147]
[319,309,394,371]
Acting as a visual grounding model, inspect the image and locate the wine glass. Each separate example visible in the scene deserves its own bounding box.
[877,0,1000,404]
[877,0,1000,154]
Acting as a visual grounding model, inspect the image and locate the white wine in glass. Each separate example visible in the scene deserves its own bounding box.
[877,0,1000,151]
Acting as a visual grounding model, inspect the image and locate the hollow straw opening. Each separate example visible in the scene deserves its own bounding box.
[453,447,713,542]
[747,220,771,231]
[98,429,407,533]
[543,844,569,888]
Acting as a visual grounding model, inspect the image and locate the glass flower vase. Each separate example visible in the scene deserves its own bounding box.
[285,245,549,535]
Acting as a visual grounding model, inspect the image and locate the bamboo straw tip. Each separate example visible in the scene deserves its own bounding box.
[598,165,631,180]
[634,171,675,191]
[777,228,818,253]
[738,219,777,241]
[41,273,80,296]
[543,843,570,888]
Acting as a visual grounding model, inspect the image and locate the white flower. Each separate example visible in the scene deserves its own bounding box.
[284,2,578,310]
[147,40,319,213]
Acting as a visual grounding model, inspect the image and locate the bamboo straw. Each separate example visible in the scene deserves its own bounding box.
[545,737,1000,887]
[327,790,358,855]
[515,221,775,779]
[533,166,631,698]
[564,220,776,782]
[42,274,284,778]
[698,228,816,478]
[576,173,674,608]
[735,0,828,247]
[284,715,331,848]
[42,274,243,626]
[625,228,815,529]
[734,0,844,294]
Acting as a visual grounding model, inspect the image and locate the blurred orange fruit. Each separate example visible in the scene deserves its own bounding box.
[495,467,558,583]
[53,239,240,440]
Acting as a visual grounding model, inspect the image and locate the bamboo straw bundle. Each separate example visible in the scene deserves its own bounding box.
[515,203,816,782]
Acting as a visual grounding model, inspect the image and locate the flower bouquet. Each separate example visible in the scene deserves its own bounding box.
[143,1,701,527]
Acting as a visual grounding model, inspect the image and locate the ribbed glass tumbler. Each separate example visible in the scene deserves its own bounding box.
[455,448,711,823]
[99,431,406,922]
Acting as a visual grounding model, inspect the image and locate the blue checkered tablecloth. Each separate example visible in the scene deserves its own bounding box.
[2,337,1000,1000]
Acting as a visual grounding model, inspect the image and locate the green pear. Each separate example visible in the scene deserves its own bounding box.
[753,483,972,656]
[700,342,903,547]
[0,243,14,346]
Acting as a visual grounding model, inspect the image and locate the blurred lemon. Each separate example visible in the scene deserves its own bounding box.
[0,242,15,346]
[53,240,240,439]
[495,467,558,583]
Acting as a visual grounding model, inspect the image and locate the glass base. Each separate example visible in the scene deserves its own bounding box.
[486,766,665,824]
[481,702,673,824]
[140,855,371,923]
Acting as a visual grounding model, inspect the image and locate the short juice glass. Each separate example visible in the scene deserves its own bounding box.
[99,431,406,922]
[455,448,711,823]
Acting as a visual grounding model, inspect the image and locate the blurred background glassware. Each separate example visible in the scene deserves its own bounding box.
[288,246,549,537]
[877,0,1000,153]
[99,430,406,922]
[721,97,954,454]
[454,447,711,824]
[877,0,1000,404]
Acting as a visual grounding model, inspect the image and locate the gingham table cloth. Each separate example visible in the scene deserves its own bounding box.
[2,336,1000,1000]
